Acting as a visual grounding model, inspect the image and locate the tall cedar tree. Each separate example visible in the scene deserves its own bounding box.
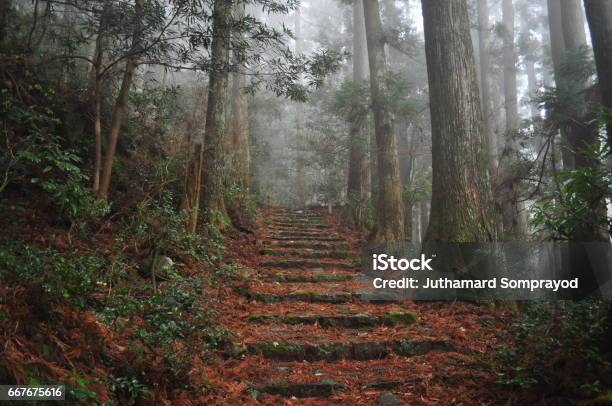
[421,0,497,242]
[97,0,144,199]
[584,0,612,150]
[363,0,405,241]
[499,0,527,238]
[347,0,369,228]
[547,0,574,168]
[477,0,497,175]
[202,0,232,228]
[230,2,250,192]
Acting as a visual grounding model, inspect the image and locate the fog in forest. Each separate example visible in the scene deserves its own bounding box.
[1,0,611,403]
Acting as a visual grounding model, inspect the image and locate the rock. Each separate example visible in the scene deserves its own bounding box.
[154,255,174,273]
[245,338,452,361]
[377,392,403,406]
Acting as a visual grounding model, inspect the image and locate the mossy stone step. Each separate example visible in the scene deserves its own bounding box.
[237,287,354,303]
[238,287,404,304]
[269,273,355,282]
[274,230,332,237]
[260,259,356,270]
[270,214,323,221]
[268,228,332,235]
[260,248,357,259]
[247,310,417,327]
[270,211,320,215]
[270,241,350,250]
[270,235,344,241]
[253,381,347,398]
[269,228,331,235]
[244,339,453,361]
[271,222,329,228]
[363,378,421,390]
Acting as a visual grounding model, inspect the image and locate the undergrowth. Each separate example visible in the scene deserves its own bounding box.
[493,301,611,400]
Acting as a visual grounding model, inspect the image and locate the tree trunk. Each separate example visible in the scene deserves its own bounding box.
[560,0,600,173]
[420,199,429,242]
[230,2,250,192]
[477,0,496,175]
[561,0,607,242]
[202,0,232,228]
[363,0,405,241]
[347,0,370,228]
[294,6,307,207]
[502,0,519,132]
[413,204,421,242]
[183,142,203,234]
[561,0,588,50]
[499,0,526,238]
[584,0,612,150]
[91,5,108,195]
[421,0,498,242]
[93,71,102,195]
[547,0,576,169]
[0,0,10,47]
[398,121,415,241]
[96,0,144,199]
[525,59,539,120]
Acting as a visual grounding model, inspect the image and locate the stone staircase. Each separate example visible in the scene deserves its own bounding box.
[221,207,463,404]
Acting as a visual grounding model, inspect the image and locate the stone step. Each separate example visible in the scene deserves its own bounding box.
[253,381,347,398]
[270,213,323,220]
[269,235,344,241]
[260,259,356,270]
[268,228,332,236]
[259,248,357,259]
[271,221,329,228]
[237,288,402,304]
[237,287,354,303]
[270,241,351,250]
[251,375,423,399]
[272,230,335,237]
[268,273,355,283]
[247,310,417,327]
[242,339,453,361]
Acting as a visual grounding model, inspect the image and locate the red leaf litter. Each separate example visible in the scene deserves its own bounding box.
[2,204,577,405]
[204,206,522,405]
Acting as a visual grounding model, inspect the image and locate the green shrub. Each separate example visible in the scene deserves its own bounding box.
[0,239,108,307]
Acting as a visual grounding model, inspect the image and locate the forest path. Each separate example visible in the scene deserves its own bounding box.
[210,207,513,405]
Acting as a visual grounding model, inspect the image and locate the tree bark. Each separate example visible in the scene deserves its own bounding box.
[202,0,232,228]
[560,0,600,172]
[502,0,519,133]
[499,0,526,238]
[547,0,576,168]
[363,0,405,241]
[96,0,144,199]
[477,0,496,175]
[294,6,307,207]
[525,59,539,120]
[347,0,370,228]
[561,0,607,242]
[0,0,10,47]
[398,121,414,240]
[183,141,203,234]
[584,0,612,150]
[420,199,429,243]
[230,2,250,192]
[91,3,108,195]
[421,0,497,242]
